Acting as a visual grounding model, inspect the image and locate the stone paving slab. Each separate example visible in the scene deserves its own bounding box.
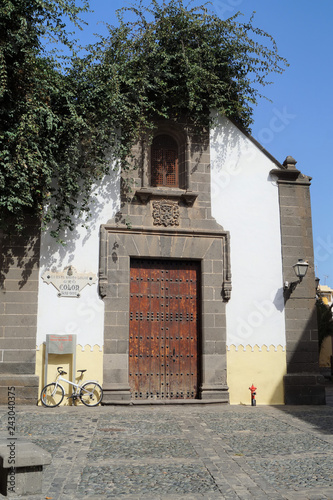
[0,392,332,500]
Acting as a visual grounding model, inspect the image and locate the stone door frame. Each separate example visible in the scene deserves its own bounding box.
[99,224,231,403]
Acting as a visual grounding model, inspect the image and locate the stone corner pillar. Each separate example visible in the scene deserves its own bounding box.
[271,156,326,405]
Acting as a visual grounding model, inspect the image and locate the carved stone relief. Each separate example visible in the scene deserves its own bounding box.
[152,200,180,227]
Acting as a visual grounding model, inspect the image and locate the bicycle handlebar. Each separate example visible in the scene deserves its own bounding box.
[57,366,87,376]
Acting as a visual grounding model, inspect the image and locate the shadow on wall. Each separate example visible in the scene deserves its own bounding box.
[210,116,244,173]
[0,216,41,289]
[39,172,119,270]
[273,288,285,313]
[275,306,331,434]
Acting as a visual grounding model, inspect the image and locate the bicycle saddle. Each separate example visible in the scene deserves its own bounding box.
[77,369,87,373]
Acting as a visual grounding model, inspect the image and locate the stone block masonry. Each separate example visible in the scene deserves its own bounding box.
[271,157,326,404]
[100,122,232,404]
[0,440,51,496]
[0,218,40,404]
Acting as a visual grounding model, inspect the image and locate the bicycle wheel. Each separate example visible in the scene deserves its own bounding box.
[40,383,65,407]
[79,382,103,407]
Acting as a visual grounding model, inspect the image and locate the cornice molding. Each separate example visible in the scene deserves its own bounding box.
[135,187,198,206]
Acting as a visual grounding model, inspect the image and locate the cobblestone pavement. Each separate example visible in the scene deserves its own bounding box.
[0,386,332,500]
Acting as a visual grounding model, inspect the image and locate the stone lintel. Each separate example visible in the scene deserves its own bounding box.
[135,188,198,206]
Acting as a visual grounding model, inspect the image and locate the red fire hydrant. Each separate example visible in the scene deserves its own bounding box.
[249,384,257,406]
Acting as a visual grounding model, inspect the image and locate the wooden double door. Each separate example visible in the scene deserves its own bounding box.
[129,259,200,400]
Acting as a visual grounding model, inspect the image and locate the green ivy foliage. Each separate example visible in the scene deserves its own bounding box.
[0,0,92,238]
[0,0,288,239]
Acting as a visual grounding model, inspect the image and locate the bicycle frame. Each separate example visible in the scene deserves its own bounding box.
[40,366,103,407]
[55,376,100,398]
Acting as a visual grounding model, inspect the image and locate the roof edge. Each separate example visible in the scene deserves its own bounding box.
[228,117,285,170]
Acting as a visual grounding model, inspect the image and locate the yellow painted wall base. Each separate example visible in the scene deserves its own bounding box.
[35,344,103,406]
[227,345,287,405]
[36,343,286,405]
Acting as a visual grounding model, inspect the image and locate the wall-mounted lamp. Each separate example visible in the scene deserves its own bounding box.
[315,277,320,292]
[284,259,309,297]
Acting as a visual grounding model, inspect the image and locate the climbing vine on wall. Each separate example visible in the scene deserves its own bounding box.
[0,0,288,239]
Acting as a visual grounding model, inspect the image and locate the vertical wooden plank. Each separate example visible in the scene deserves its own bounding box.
[140,263,151,398]
[150,267,162,399]
[162,264,167,398]
[189,262,199,398]
[168,261,179,398]
[129,261,140,397]
[179,263,190,398]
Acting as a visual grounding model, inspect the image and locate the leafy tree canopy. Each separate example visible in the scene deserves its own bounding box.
[0,0,288,239]
[0,0,90,238]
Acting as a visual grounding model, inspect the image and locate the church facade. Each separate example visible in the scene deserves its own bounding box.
[0,115,326,405]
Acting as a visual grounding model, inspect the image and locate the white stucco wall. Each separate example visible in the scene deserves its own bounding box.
[210,114,286,349]
[37,117,286,352]
[36,171,120,349]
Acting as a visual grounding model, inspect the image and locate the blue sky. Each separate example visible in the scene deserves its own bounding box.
[76,0,333,287]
